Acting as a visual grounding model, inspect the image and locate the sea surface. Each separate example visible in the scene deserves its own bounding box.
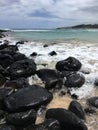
[10,29,98,42]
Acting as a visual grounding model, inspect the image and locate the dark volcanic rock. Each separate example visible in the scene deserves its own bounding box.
[6,110,36,126]
[7,59,36,79]
[0,45,18,55]
[68,101,85,120]
[37,69,63,90]
[28,119,61,130]
[0,43,8,50]
[0,53,14,68]
[4,77,29,89]
[49,51,57,56]
[30,52,37,57]
[43,44,48,47]
[84,107,96,114]
[16,41,25,45]
[46,108,88,130]
[0,74,6,86]
[13,52,27,61]
[56,57,82,71]
[0,88,13,109]
[0,125,16,130]
[4,86,53,112]
[65,73,85,88]
[87,97,98,108]
[0,65,9,76]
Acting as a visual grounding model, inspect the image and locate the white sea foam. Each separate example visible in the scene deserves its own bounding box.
[3,36,98,99]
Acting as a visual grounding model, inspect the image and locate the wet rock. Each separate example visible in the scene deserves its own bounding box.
[0,33,5,38]
[71,94,78,99]
[60,71,75,78]
[4,78,29,89]
[30,52,37,57]
[49,51,57,56]
[84,107,96,114]
[16,41,25,45]
[68,101,85,120]
[0,74,6,86]
[0,88,13,109]
[0,45,18,55]
[0,109,5,119]
[0,125,16,130]
[4,86,53,112]
[56,57,82,71]
[13,52,27,61]
[7,59,36,79]
[46,108,88,130]
[0,53,14,68]
[28,119,61,130]
[6,110,36,126]
[87,97,98,108]
[3,40,9,45]
[37,69,62,90]
[0,43,8,50]
[43,44,48,47]
[94,78,98,86]
[65,73,85,88]
[0,65,9,76]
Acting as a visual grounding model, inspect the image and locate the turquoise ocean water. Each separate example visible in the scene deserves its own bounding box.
[10,29,98,42]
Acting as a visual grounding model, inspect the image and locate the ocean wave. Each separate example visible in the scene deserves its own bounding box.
[12,29,52,32]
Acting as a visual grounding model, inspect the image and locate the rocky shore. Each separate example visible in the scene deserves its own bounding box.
[0,33,98,130]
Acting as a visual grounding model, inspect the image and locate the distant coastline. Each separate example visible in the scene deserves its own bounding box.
[56,24,98,29]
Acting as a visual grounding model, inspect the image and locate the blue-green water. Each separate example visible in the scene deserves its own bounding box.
[10,29,98,42]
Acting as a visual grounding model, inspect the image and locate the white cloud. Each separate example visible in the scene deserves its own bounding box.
[0,0,98,28]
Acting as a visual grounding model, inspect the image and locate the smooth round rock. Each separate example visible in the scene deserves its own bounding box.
[4,86,53,112]
[56,57,82,71]
[46,108,88,130]
[7,59,37,79]
[68,101,85,120]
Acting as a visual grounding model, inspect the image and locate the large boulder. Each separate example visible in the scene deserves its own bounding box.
[4,86,53,112]
[6,109,36,126]
[27,119,61,130]
[46,108,88,130]
[7,59,37,79]
[68,101,85,120]
[56,57,82,71]
[87,97,98,108]
[37,69,63,90]
[0,53,14,68]
[4,77,29,89]
[65,73,85,88]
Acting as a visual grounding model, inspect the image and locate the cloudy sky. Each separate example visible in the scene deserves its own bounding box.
[0,0,98,29]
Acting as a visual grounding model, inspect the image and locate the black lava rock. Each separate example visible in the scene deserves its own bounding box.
[56,57,82,71]
[37,69,62,90]
[7,59,37,79]
[13,52,27,61]
[0,125,16,130]
[68,101,85,120]
[4,77,29,89]
[43,44,48,47]
[30,52,37,57]
[4,86,53,112]
[6,109,36,126]
[28,119,61,130]
[87,97,98,108]
[0,88,13,109]
[0,74,6,86]
[84,107,96,114]
[65,73,85,88]
[49,51,57,56]
[16,41,25,45]
[46,108,88,130]
[0,53,14,68]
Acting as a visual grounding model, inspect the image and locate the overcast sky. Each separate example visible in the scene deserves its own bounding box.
[0,0,98,29]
